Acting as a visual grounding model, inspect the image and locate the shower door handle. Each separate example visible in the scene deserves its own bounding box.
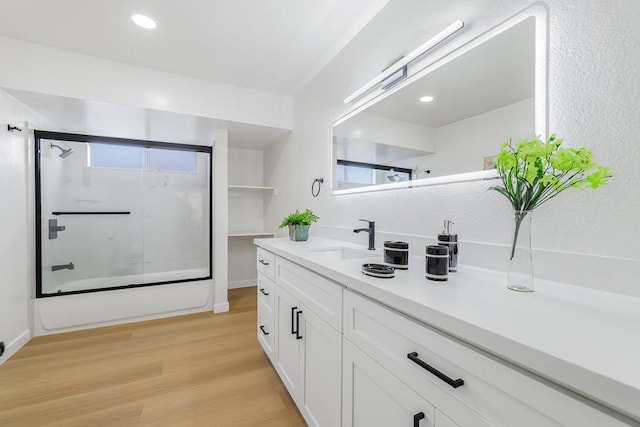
[48,219,67,240]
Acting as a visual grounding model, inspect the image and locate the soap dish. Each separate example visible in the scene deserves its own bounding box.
[362,263,395,279]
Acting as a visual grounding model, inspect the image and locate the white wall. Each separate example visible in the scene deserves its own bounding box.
[0,36,293,130]
[265,0,640,297]
[0,90,56,363]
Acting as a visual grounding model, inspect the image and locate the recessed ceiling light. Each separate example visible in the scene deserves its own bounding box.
[419,96,435,103]
[131,14,157,30]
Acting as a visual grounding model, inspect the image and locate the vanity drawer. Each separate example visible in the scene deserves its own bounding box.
[275,257,343,332]
[257,272,275,315]
[257,301,275,362]
[344,290,625,427]
[257,247,275,280]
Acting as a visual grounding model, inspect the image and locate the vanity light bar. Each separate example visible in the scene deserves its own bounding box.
[343,20,465,104]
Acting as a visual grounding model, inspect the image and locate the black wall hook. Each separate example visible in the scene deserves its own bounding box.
[7,125,22,132]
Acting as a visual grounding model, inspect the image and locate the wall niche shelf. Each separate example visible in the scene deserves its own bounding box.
[228,185,277,196]
[228,231,276,238]
[227,147,278,290]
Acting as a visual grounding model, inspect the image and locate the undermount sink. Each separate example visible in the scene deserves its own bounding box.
[307,246,373,260]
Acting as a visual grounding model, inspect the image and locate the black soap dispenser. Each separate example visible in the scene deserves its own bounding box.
[437,220,458,272]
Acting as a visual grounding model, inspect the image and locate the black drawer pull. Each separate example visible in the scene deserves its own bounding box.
[259,259,270,266]
[259,325,269,336]
[291,306,298,335]
[413,412,425,427]
[295,310,303,340]
[407,352,464,388]
[259,288,270,296]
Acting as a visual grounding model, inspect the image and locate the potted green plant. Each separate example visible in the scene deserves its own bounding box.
[490,135,611,292]
[279,209,319,241]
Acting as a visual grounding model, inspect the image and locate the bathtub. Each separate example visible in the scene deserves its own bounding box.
[35,271,213,335]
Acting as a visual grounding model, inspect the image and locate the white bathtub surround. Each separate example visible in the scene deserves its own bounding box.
[255,237,640,423]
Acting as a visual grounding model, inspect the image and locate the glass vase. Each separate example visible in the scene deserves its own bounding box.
[507,210,534,292]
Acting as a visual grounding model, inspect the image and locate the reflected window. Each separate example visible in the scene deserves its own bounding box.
[336,160,412,189]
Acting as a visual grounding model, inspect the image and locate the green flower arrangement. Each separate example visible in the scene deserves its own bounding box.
[279,209,319,228]
[490,135,612,260]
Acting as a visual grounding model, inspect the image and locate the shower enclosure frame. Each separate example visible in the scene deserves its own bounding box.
[34,130,213,298]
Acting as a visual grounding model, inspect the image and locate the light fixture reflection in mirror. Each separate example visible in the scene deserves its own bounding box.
[332,9,547,195]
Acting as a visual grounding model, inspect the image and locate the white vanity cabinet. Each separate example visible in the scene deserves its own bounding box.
[343,290,631,427]
[270,253,343,427]
[256,243,636,427]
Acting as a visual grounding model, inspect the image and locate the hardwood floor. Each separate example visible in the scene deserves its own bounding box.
[0,288,306,427]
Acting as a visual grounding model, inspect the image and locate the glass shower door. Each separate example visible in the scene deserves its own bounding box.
[39,138,144,295]
[140,149,211,284]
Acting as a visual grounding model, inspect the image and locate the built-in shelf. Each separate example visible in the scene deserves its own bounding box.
[228,185,277,196]
[228,231,276,238]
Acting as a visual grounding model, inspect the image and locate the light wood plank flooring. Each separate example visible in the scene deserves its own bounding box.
[0,287,306,427]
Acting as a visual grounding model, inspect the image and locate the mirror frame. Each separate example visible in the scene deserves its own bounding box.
[331,4,548,195]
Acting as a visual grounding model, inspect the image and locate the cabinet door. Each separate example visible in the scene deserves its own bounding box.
[275,286,302,399]
[343,339,435,427]
[435,410,459,427]
[298,304,342,427]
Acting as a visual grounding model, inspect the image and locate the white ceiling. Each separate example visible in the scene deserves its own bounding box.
[6,88,289,149]
[367,17,535,128]
[0,0,388,95]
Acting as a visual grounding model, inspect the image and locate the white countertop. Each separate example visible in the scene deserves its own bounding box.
[255,237,640,421]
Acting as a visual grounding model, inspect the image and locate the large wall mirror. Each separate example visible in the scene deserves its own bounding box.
[332,10,547,194]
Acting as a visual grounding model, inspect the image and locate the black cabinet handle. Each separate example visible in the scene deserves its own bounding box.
[259,259,270,266]
[259,325,269,336]
[413,412,425,427]
[407,352,464,388]
[259,288,269,296]
[291,306,298,335]
[295,310,303,340]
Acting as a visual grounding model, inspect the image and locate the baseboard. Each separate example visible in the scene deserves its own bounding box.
[213,301,230,313]
[228,279,257,289]
[0,329,31,365]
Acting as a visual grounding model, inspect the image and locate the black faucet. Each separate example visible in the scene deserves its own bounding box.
[354,219,375,250]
